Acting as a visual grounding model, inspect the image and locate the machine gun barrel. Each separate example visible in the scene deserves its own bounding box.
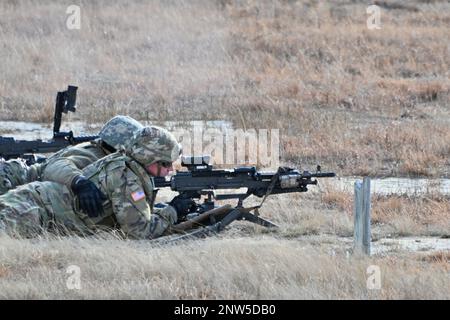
[300,171,336,178]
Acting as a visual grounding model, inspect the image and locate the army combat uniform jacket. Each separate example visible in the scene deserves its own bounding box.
[0,139,110,195]
[0,152,177,239]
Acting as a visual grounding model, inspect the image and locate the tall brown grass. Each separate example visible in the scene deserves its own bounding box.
[1,234,449,299]
[318,184,450,237]
[1,1,449,300]
[0,0,448,176]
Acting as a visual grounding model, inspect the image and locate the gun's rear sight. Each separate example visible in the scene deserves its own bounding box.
[181,155,212,171]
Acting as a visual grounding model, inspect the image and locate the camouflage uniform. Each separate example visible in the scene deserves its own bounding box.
[0,126,180,239]
[0,115,143,194]
[0,158,34,195]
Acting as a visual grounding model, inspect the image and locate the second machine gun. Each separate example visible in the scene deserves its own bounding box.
[0,85,99,164]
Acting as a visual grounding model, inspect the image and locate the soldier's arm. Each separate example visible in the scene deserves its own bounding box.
[41,145,105,188]
[109,168,177,239]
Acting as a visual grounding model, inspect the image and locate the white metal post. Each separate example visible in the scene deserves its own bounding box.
[354,178,371,255]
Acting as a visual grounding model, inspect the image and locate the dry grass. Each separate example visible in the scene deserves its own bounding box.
[0,187,449,299]
[0,234,449,299]
[0,0,449,176]
[0,0,449,299]
[317,185,450,237]
[158,183,450,240]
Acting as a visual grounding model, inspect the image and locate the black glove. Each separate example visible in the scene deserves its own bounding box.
[169,195,196,220]
[71,176,107,218]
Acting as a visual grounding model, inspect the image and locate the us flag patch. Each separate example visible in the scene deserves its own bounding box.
[131,190,145,202]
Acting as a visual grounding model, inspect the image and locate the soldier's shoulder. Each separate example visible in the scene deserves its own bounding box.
[52,141,100,158]
[83,153,129,183]
[75,141,94,148]
[98,153,130,172]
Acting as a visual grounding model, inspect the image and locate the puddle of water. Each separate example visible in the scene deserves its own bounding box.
[144,120,233,131]
[328,177,450,195]
[0,120,233,141]
[2,120,449,195]
[298,235,450,256]
[371,237,450,255]
[0,120,100,140]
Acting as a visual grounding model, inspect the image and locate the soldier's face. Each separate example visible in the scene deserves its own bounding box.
[146,162,173,177]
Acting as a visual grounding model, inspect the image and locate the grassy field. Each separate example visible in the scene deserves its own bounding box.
[0,0,449,299]
[0,0,449,176]
[0,231,449,299]
[1,234,450,300]
[0,187,449,299]
[0,189,449,300]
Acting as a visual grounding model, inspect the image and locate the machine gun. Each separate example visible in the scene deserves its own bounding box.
[0,85,99,164]
[153,155,336,243]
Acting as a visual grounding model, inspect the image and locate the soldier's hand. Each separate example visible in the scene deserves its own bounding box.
[169,195,196,220]
[71,176,107,218]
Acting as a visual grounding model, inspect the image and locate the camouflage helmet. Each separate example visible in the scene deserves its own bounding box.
[126,126,182,166]
[98,115,144,150]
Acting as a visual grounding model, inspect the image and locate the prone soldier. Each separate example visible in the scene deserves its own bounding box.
[0,125,194,239]
[0,115,144,217]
